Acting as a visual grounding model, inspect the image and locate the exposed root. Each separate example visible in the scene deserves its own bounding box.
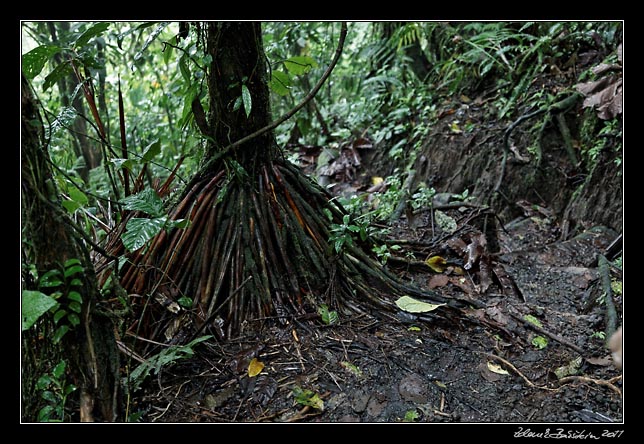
[99,159,457,349]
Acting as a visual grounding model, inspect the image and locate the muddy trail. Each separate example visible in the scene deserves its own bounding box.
[131,203,623,427]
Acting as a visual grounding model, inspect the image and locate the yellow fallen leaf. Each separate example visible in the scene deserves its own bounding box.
[487,361,509,375]
[395,295,445,313]
[449,121,462,134]
[248,357,264,377]
[425,256,447,273]
[371,176,384,185]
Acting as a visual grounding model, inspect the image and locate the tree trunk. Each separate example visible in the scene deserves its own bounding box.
[21,72,120,422]
[205,22,276,169]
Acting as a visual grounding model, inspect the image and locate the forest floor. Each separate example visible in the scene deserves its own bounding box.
[133,191,623,428]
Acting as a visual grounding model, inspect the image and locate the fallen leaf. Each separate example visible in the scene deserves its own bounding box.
[340,361,363,377]
[487,361,509,375]
[426,255,447,273]
[428,274,449,289]
[248,357,264,377]
[553,356,583,379]
[395,295,445,313]
[464,233,487,270]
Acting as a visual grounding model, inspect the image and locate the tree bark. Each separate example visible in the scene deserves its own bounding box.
[205,22,276,169]
[21,72,120,422]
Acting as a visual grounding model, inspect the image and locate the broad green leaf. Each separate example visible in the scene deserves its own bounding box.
[67,291,82,303]
[36,375,53,390]
[232,96,242,112]
[64,265,84,278]
[22,290,59,331]
[395,295,445,313]
[134,22,169,61]
[53,309,67,324]
[142,140,161,162]
[284,56,317,75]
[121,217,168,252]
[241,84,252,118]
[52,360,66,379]
[22,45,61,79]
[120,188,165,217]
[37,405,55,422]
[52,325,71,344]
[179,54,191,82]
[43,61,72,92]
[67,313,80,327]
[247,358,264,377]
[69,301,82,314]
[269,70,291,96]
[74,22,110,49]
[68,186,88,206]
[110,158,135,172]
[41,391,57,403]
[163,36,177,65]
[65,265,84,278]
[39,269,62,288]
[64,258,82,267]
[62,200,82,214]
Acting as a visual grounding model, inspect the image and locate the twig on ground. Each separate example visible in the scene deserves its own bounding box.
[558,375,622,397]
[484,352,557,391]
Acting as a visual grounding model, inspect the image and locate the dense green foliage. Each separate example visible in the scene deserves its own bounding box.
[22,21,622,219]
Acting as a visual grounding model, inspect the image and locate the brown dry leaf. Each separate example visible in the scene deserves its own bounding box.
[449,276,474,294]
[464,233,487,271]
[575,44,622,121]
[478,257,493,293]
[428,274,449,289]
[485,304,511,327]
[445,237,467,253]
[248,357,265,377]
